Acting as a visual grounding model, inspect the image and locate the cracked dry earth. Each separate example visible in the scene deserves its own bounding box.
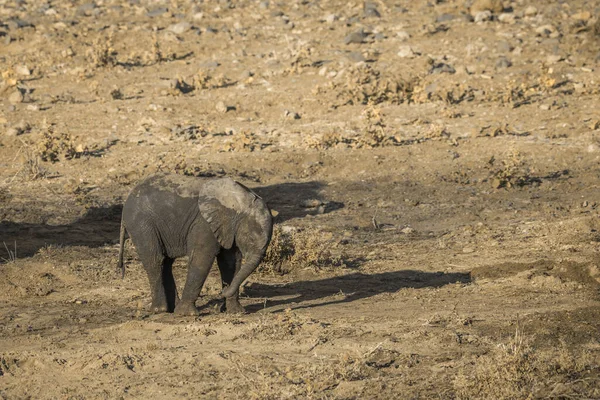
[1,0,600,398]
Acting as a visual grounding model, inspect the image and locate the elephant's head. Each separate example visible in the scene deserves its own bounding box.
[198,178,273,298]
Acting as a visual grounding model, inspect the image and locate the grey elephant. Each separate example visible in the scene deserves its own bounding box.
[117,173,273,316]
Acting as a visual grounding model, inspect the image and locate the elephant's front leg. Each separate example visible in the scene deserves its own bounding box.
[217,247,245,314]
[175,238,219,316]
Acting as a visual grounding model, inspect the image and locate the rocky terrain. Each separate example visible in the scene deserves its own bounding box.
[1,0,600,398]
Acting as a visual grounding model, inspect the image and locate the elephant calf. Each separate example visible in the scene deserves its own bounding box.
[117,173,273,316]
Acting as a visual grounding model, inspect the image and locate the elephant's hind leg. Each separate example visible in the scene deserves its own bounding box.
[217,247,245,314]
[162,257,178,312]
[138,252,170,313]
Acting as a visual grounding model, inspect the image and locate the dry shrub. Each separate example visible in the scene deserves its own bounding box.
[332,64,414,106]
[486,150,540,189]
[36,130,80,162]
[192,70,231,90]
[260,226,343,275]
[454,326,600,399]
[86,33,117,68]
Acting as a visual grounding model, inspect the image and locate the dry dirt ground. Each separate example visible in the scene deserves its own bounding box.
[2,0,600,398]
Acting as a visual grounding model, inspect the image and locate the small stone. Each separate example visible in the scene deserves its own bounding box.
[495,56,512,68]
[259,1,269,10]
[168,22,191,34]
[5,128,19,137]
[436,14,455,23]
[26,104,39,111]
[430,63,455,74]
[474,10,492,23]
[15,65,30,76]
[462,247,475,254]
[192,12,204,21]
[498,13,515,24]
[524,6,537,16]
[539,104,551,111]
[344,28,369,45]
[284,110,300,120]
[215,101,228,113]
[396,31,410,41]
[8,90,23,104]
[571,11,591,21]
[401,227,414,234]
[147,7,169,18]
[363,2,381,18]
[325,14,338,23]
[470,0,503,15]
[397,45,417,58]
[546,54,562,64]
[535,25,556,37]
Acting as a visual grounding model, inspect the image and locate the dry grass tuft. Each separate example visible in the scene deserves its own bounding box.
[260,226,344,275]
[453,324,600,399]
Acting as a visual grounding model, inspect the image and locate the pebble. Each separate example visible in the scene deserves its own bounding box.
[401,227,414,234]
[546,54,562,64]
[168,22,191,34]
[495,56,512,68]
[147,7,169,18]
[192,12,204,21]
[474,10,492,23]
[215,101,228,113]
[325,14,338,23]
[430,63,455,74]
[15,65,30,76]
[436,14,455,23]
[363,2,381,18]
[524,6,537,16]
[462,247,475,254]
[26,104,39,111]
[498,13,515,24]
[283,110,300,120]
[535,25,558,38]
[344,29,368,45]
[470,0,503,15]
[396,31,410,41]
[8,90,24,104]
[397,45,417,58]
[571,11,591,21]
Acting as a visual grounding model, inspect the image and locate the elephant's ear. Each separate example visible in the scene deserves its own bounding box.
[198,197,240,249]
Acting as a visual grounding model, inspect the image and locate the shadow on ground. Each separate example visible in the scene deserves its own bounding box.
[0,181,343,261]
[244,270,471,312]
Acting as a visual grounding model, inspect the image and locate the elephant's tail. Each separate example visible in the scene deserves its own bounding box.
[117,217,127,279]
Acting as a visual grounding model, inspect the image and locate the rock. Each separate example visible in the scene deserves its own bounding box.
[344,28,369,44]
[495,56,512,68]
[8,90,23,104]
[401,227,414,234]
[470,0,503,16]
[259,1,269,10]
[15,65,30,76]
[571,11,591,21]
[325,14,338,23]
[536,25,558,38]
[5,120,30,136]
[546,54,563,64]
[498,13,515,24]
[363,2,381,18]
[215,101,228,113]
[396,31,410,41]
[524,6,537,16]
[283,110,300,120]
[26,104,39,111]
[462,247,475,254]
[147,7,169,18]
[168,22,191,34]
[192,12,204,21]
[397,45,417,58]
[430,63,455,74]
[474,10,492,23]
[436,14,455,23]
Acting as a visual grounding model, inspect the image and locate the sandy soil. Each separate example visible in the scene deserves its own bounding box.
[1,0,600,398]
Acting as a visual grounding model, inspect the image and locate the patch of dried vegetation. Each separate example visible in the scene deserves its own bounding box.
[454,326,600,399]
[260,226,344,275]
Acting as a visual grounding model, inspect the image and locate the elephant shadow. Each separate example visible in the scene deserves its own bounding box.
[252,181,343,223]
[243,270,471,312]
[0,204,123,260]
[0,180,341,261]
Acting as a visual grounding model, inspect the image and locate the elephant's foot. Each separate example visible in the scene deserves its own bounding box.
[151,301,169,314]
[221,297,245,314]
[174,301,199,316]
